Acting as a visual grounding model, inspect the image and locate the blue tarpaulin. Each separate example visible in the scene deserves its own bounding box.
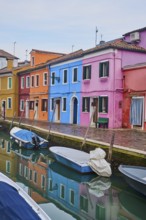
[0,182,41,220]
[14,129,41,143]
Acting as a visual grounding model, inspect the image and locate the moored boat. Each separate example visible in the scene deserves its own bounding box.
[118,164,146,196]
[0,172,51,220]
[49,146,112,177]
[10,127,48,149]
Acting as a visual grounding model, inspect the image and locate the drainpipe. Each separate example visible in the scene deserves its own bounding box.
[113,49,116,128]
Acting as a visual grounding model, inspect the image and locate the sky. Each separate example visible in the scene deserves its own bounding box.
[0,0,146,61]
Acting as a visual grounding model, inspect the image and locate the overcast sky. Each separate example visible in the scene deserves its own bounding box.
[0,0,146,61]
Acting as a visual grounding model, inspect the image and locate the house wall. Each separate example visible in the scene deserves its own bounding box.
[123,66,146,129]
[80,49,123,128]
[49,60,82,124]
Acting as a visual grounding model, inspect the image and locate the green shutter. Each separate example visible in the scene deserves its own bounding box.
[106,61,109,76]
[89,65,91,79]
[99,96,102,112]
[105,97,108,112]
[99,63,102,77]
[82,98,85,111]
[87,97,90,112]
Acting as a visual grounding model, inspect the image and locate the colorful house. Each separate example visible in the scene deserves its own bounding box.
[18,49,64,121]
[0,50,19,118]
[122,62,146,130]
[49,50,83,124]
[80,35,146,128]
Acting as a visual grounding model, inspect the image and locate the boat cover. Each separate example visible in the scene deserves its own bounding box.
[88,148,112,177]
[0,181,41,220]
[13,129,41,143]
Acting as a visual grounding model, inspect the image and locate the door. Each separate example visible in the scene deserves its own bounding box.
[25,100,29,118]
[34,100,39,119]
[91,98,98,126]
[73,97,78,124]
[1,100,6,119]
[55,100,60,122]
[130,97,144,128]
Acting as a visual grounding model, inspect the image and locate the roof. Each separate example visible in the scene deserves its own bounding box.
[0,49,18,59]
[83,38,146,55]
[30,49,65,56]
[49,49,84,66]
[123,27,146,36]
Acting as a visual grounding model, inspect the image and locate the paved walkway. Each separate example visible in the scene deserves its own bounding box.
[5,118,146,154]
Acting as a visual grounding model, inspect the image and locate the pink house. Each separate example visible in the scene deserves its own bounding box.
[80,28,146,128]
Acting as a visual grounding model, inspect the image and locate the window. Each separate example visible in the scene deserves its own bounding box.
[83,65,91,80]
[29,169,32,180]
[26,76,30,88]
[48,178,53,191]
[33,171,37,183]
[50,98,54,111]
[62,97,66,111]
[21,77,24,89]
[69,189,75,205]
[80,195,88,212]
[99,96,108,113]
[42,99,48,111]
[82,97,90,112]
[41,175,46,189]
[19,164,23,176]
[7,97,12,109]
[35,75,39,87]
[99,61,109,77]
[6,160,11,173]
[31,75,35,87]
[51,72,55,85]
[20,100,24,111]
[8,77,12,89]
[63,69,68,83]
[72,67,78,82]
[31,56,35,66]
[60,184,65,199]
[29,101,34,110]
[96,204,105,220]
[43,72,48,86]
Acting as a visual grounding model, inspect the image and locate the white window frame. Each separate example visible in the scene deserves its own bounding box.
[60,184,65,199]
[31,56,35,66]
[41,175,46,189]
[21,77,24,89]
[51,72,56,85]
[63,69,68,84]
[19,163,23,176]
[72,67,78,83]
[7,97,12,109]
[26,76,30,88]
[7,77,12,89]
[20,99,25,111]
[31,75,35,87]
[33,171,37,183]
[43,72,48,86]
[99,60,109,78]
[62,97,67,112]
[69,189,75,206]
[6,160,11,173]
[35,74,39,87]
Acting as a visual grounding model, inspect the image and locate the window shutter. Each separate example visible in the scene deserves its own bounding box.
[99,96,102,112]
[105,97,108,112]
[106,61,109,76]
[99,63,102,77]
[82,98,85,111]
[87,97,90,112]
[83,67,85,79]
[89,65,91,79]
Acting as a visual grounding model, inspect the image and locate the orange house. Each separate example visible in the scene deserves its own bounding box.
[29,49,64,121]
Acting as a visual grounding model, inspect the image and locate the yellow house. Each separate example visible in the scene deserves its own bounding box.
[0,50,30,118]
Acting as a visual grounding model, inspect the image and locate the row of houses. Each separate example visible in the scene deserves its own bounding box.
[1,26,146,130]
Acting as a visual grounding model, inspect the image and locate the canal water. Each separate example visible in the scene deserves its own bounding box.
[0,129,146,220]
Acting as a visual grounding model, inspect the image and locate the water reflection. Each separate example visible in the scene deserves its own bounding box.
[0,132,146,219]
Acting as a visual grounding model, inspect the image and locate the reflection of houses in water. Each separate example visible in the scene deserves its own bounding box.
[48,162,120,220]
[0,135,18,177]
[14,148,51,203]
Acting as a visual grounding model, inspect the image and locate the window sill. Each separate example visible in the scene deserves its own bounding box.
[83,79,90,83]
[99,77,108,82]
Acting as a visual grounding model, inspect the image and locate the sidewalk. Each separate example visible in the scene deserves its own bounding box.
[6,117,146,155]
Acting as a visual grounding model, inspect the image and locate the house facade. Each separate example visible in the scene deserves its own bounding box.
[49,50,83,124]
[18,49,64,121]
[122,63,146,130]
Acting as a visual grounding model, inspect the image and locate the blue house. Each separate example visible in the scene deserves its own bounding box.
[48,50,83,124]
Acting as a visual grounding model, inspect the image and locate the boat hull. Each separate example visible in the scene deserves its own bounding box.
[119,165,146,196]
[50,146,93,173]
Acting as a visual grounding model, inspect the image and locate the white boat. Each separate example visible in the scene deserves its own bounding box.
[0,172,51,220]
[119,164,146,196]
[49,146,111,177]
[10,126,48,149]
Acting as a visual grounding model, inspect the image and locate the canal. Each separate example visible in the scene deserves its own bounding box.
[0,129,146,220]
